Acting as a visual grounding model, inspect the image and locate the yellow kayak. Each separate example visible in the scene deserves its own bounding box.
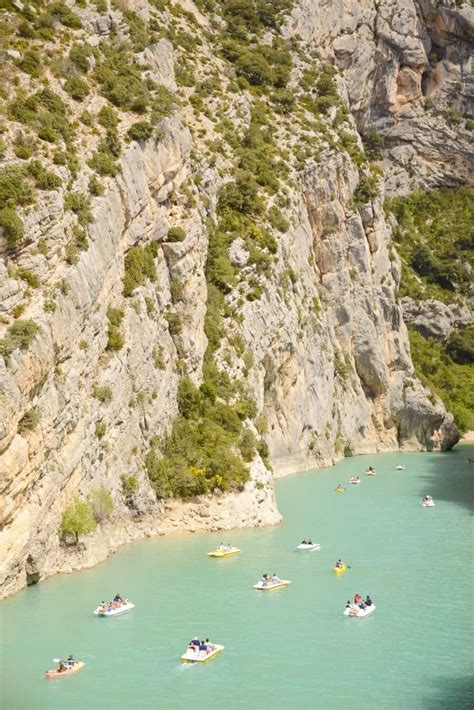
[333,564,346,575]
[207,547,241,558]
[335,486,346,493]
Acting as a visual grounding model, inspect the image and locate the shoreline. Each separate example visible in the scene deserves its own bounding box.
[2,443,473,602]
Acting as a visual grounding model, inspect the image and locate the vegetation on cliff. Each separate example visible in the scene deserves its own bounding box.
[387,187,473,432]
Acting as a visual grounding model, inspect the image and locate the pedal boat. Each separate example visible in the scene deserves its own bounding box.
[395,465,405,470]
[207,546,241,558]
[333,564,346,575]
[296,542,321,551]
[343,604,376,618]
[421,498,435,507]
[93,601,135,617]
[253,579,291,591]
[365,469,376,476]
[45,661,84,679]
[181,644,224,663]
[349,477,361,484]
[335,486,346,493]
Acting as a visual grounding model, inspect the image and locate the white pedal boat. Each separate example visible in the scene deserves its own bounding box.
[343,604,376,618]
[395,465,405,470]
[349,477,361,484]
[421,499,435,507]
[253,579,291,591]
[365,469,376,476]
[93,601,135,617]
[181,644,224,663]
[296,542,321,551]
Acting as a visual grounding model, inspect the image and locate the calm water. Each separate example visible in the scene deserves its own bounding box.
[1,448,473,710]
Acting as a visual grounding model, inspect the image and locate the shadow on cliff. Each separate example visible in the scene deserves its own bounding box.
[421,675,474,710]
[417,446,474,514]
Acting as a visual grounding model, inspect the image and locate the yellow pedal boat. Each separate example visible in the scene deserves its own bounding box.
[181,644,224,663]
[207,546,241,558]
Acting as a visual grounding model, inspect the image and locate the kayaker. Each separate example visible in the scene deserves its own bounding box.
[335,559,344,568]
[57,661,67,673]
[66,654,76,667]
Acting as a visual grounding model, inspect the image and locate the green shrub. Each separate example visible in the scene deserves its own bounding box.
[17,268,39,288]
[18,50,42,77]
[89,175,105,196]
[92,385,113,403]
[98,105,119,130]
[49,3,82,29]
[64,192,93,225]
[69,43,92,73]
[127,121,154,142]
[124,10,149,52]
[164,311,182,335]
[267,205,289,232]
[0,208,24,246]
[95,420,107,438]
[60,497,96,543]
[166,226,186,242]
[239,428,257,461]
[0,319,40,361]
[64,76,90,102]
[122,244,157,296]
[88,151,119,177]
[446,326,474,365]
[18,407,40,432]
[352,172,380,208]
[170,276,184,302]
[121,475,138,495]
[107,324,124,351]
[26,161,62,191]
[89,487,114,522]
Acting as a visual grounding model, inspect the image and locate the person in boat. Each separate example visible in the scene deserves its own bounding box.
[199,640,208,652]
[354,593,362,604]
[66,654,76,667]
[205,638,214,651]
[308,540,313,545]
[188,637,200,649]
[345,600,352,608]
[57,661,67,673]
[335,559,344,568]
[113,593,123,603]
[365,595,372,607]
[271,573,281,583]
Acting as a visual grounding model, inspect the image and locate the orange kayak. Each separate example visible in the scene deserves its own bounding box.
[45,661,84,679]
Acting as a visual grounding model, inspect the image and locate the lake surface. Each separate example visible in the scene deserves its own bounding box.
[1,448,473,710]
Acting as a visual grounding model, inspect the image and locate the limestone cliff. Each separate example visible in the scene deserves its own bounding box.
[0,0,471,598]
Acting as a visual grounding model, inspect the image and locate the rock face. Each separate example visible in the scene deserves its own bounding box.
[401,297,472,341]
[0,0,470,599]
[289,0,474,193]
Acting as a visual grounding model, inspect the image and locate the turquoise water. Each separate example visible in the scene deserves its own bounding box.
[1,448,473,710]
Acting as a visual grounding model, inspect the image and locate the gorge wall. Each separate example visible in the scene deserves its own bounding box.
[0,0,471,598]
